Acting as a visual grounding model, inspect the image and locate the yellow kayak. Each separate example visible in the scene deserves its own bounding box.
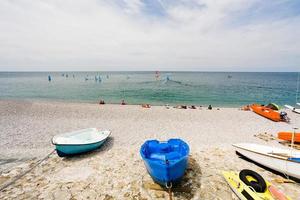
[222,170,291,200]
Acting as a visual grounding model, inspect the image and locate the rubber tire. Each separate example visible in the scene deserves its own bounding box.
[239,169,267,193]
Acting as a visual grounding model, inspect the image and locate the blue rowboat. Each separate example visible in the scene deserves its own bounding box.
[140,139,189,186]
[52,128,111,157]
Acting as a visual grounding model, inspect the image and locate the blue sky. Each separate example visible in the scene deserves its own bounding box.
[0,0,299,71]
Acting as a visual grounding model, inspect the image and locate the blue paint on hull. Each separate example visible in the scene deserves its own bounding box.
[55,140,106,157]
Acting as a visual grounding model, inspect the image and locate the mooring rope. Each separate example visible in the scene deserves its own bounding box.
[165,182,173,200]
[167,187,173,200]
[0,149,55,192]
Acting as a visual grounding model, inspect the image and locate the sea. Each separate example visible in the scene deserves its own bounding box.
[0,72,299,107]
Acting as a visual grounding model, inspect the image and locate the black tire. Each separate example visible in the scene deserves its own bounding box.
[239,169,267,193]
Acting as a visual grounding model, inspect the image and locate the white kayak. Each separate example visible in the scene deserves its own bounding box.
[52,128,111,157]
[233,143,300,180]
[284,104,300,114]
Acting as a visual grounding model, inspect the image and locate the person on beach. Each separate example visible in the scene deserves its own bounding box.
[142,104,151,108]
[208,105,212,110]
[121,100,126,105]
[174,105,187,109]
[189,105,196,109]
[99,100,105,105]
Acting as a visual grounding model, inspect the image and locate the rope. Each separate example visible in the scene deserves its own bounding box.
[0,149,55,192]
[167,187,173,200]
[165,182,173,200]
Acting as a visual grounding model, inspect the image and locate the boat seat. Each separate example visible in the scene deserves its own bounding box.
[149,152,181,161]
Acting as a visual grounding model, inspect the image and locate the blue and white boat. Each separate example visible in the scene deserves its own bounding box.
[52,128,111,157]
[140,139,189,186]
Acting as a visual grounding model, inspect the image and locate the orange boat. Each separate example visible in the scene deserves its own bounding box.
[278,132,300,143]
[250,104,288,122]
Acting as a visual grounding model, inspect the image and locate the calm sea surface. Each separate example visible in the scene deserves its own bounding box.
[0,72,299,107]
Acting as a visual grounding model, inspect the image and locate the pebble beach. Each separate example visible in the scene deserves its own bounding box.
[0,100,300,199]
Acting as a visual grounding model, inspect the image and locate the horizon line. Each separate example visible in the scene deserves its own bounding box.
[0,70,299,73]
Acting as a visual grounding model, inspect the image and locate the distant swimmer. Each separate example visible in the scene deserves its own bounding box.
[48,75,51,82]
[66,74,68,78]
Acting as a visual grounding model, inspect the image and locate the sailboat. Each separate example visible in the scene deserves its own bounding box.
[234,128,300,180]
[285,72,300,114]
[284,105,300,114]
[233,143,300,180]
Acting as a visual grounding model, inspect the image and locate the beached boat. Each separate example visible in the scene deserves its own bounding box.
[223,170,291,200]
[278,132,300,143]
[250,104,288,122]
[285,104,300,114]
[233,143,300,180]
[140,139,189,186]
[52,128,111,157]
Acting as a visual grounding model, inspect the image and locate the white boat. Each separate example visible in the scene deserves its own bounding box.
[284,104,300,114]
[233,143,300,180]
[52,128,111,157]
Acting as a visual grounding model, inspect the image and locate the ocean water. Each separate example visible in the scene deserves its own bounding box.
[0,72,299,107]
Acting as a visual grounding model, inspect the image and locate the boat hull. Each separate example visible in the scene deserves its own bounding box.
[250,104,281,121]
[278,132,300,143]
[143,156,188,185]
[234,144,300,180]
[55,140,106,157]
[285,105,300,114]
[140,139,189,186]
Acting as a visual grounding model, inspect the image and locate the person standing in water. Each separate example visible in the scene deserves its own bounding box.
[48,75,51,82]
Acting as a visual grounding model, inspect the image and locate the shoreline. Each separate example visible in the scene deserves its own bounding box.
[0,99,299,199]
[0,98,247,108]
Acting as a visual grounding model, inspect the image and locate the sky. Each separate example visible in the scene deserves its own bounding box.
[0,0,300,72]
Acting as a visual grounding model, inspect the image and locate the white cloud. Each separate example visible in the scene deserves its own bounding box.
[0,0,299,71]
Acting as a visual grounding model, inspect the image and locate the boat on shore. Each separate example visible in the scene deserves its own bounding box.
[250,104,288,122]
[233,143,300,180]
[52,128,111,157]
[223,169,291,200]
[285,104,300,114]
[140,139,189,186]
[278,132,300,143]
